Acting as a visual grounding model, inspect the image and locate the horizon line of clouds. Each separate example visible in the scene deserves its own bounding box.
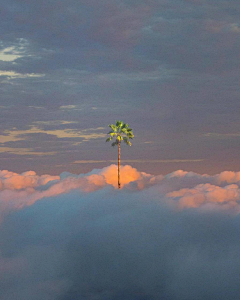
[73,159,205,164]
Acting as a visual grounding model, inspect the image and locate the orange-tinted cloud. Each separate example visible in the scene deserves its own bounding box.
[0,165,152,220]
[0,170,59,190]
[167,183,240,212]
[1,166,240,300]
[100,164,142,187]
[1,166,240,223]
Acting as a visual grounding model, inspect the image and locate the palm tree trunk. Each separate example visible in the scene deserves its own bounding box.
[118,142,121,189]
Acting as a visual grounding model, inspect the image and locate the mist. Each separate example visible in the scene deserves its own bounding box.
[0,165,240,299]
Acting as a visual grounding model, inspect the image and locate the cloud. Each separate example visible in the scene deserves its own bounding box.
[73,160,107,164]
[112,159,204,163]
[167,183,240,211]
[0,165,149,219]
[203,132,240,139]
[2,165,240,219]
[73,159,204,164]
[0,126,106,146]
[0,147,57,156]
[33,120,79,125]
[215,171,240,184]
[0,71,45,79]
[1,165,240,299]
[0,170,59,190]
[59,105,82,111]
[0,46,22,62]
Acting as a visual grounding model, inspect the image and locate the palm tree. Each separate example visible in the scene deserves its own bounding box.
[106,120,134,189]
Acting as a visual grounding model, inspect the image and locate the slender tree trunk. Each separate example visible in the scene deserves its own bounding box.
[118,142,121,189]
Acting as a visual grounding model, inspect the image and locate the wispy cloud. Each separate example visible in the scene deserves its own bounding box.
[59,105,82,111]
[73,159,204,164]
[118,159,204,163]
[97,68,175,82]
[73,160,107,164]
[0,39,31,62]
[0,46,22,62]
[0,147,56,156]
[0,126,106,147]
[33,120,79,125]
[0,71,45,79]
[204,133,240,138]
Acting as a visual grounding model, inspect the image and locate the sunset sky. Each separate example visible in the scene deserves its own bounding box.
[1,2,240,298]
[1,0,240,175]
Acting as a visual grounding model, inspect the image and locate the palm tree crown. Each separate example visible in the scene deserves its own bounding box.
[106,120,134,146]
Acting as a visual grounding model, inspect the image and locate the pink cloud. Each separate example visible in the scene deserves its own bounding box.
[0,170,59,190]
[214,171,240,184]
[167,183,240,212]
[1,165,240,223]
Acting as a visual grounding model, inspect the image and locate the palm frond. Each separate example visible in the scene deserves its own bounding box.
[121,123,128,129]
[127,132,134,138]
[106,137,113,142]
[117,136,123,142]
[123,137,132,146]
[109,124,117,132]
[121,128,128,134]
[109,132,117,137]
[116,120,123,128]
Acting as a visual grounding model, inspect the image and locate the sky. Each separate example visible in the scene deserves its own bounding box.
[1,0,240,175]
[1,2,240,298]
[1,165,240,299]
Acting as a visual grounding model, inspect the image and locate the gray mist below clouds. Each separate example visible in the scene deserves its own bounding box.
[0,187,240,300]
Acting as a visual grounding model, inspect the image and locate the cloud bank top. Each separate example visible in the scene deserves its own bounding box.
[1,165,240,299]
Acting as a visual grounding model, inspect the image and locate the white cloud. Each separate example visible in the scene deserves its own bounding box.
[0,70,45,79]
[59,105,82,111]
[0,46,22,62]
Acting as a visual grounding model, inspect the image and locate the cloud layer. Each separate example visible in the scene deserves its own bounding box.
[2,165,240,218]
[1,165,240,299]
